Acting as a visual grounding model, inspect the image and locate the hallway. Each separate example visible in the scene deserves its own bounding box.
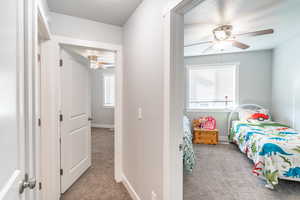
[61,128,131,200]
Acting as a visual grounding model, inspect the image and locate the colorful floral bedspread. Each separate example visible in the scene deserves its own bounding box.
[183,116,196,172]
[229,121,300,187]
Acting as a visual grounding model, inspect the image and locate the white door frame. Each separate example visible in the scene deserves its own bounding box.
[40,35,123,200]
[163,1,206,200]
[35,2,51,200]
[24,0,52,199]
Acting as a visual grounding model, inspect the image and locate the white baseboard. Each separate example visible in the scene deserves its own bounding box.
[91,123,114,129]
[219,135,229,143]
[122,174,141,200]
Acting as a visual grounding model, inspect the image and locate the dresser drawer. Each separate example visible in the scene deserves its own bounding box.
[193,129,218,145]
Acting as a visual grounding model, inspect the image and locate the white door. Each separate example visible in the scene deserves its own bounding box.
[0,0,28,199]
[60,49,91,193]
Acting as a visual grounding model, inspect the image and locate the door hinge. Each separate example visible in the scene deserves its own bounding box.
[38,54,41,62]
[60,169,63,176]
[39,182,42,190]
[59,59,63,67]
[38,118,41,127]
[59,114,63,122]
[179,144,183,152]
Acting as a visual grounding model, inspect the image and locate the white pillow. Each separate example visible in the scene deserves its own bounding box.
[239,109,255,121]
[239,108,271,122]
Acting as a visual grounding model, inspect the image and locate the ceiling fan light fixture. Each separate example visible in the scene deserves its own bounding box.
[90,60,99,69]
[213,25,233,41]
[88,55,99,69]
[214,30,228,40]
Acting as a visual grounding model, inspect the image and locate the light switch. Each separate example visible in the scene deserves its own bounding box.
[151,191,157,200]
[138,107,143,120]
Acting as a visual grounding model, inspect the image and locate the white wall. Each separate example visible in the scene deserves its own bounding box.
[49,12,122,45]
[185,50,273,139]
[91,69,115,127]
[272,35,300,129]
[38,0,50,18]
[123,0,172,199]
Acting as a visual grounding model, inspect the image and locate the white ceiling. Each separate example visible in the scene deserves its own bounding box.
[184,0,300,57]
[47,0,143,26]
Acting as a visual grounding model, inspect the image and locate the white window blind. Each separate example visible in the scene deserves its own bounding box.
[187,64,237,110]
[103,75,115,107]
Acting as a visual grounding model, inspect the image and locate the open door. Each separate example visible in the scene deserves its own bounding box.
[60,49,92,193]
[0,0,29,199]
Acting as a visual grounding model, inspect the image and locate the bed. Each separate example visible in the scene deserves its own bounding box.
[228,104,300,189]
[183,116,196,172]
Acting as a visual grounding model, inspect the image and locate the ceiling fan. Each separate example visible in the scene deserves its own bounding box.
[88,55,115,69]
[185,25,274,53]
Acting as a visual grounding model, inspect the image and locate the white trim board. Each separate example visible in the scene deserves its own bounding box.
[163,1,207,200]
[219,136,229,142]
[91,123,114,129]
[121,174,141,200]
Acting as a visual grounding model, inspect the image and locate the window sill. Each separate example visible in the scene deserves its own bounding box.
[103,105,114,109]
[186,108,233,113]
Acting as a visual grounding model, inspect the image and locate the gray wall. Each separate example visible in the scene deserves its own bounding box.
[123,0,172,199]
[49,12,123,45]
[272,35,300,129]
[185,50,273,139]
[91,69,114,127]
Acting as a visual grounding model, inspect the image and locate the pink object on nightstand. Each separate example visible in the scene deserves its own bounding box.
[201,116,216,130]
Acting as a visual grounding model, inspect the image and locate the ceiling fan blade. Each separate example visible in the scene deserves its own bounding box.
[202,45,214,54]
[97,62,114,66]
[235,29,274,37]
[231,41,250,49]
[184,41,213,47]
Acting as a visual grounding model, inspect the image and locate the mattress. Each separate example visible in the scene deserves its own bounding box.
[230,120,300,187]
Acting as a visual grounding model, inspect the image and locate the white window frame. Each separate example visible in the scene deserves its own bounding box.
[103,74,115,108]
[186,62,239,112]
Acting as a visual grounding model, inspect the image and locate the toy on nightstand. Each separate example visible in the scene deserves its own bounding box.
[193,116,218,144]
[194,116,216,130]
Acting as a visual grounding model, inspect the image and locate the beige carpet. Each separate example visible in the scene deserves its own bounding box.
[61,128,131,200]
[184,144,300,200]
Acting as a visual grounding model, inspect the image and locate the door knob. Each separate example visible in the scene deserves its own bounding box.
[19,174,36,194]
[88,117,93,121]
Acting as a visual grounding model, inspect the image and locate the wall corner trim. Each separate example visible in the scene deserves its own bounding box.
[121,174,141,200]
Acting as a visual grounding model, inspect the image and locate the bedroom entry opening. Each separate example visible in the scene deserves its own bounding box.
[37,36,128,200]
[180,0,300,199]
[58,44,119,198]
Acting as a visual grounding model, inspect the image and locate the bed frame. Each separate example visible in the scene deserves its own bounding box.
[227,104,264,137]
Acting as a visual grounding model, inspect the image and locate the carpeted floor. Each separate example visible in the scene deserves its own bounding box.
[61,128,131,200]
[184,144,300,200]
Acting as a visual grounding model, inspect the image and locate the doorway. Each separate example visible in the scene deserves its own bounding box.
[58,44,129,199]
[39,36,124,200]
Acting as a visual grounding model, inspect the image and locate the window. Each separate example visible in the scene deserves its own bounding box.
[103,74,115,107]
[186,64,238,110]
